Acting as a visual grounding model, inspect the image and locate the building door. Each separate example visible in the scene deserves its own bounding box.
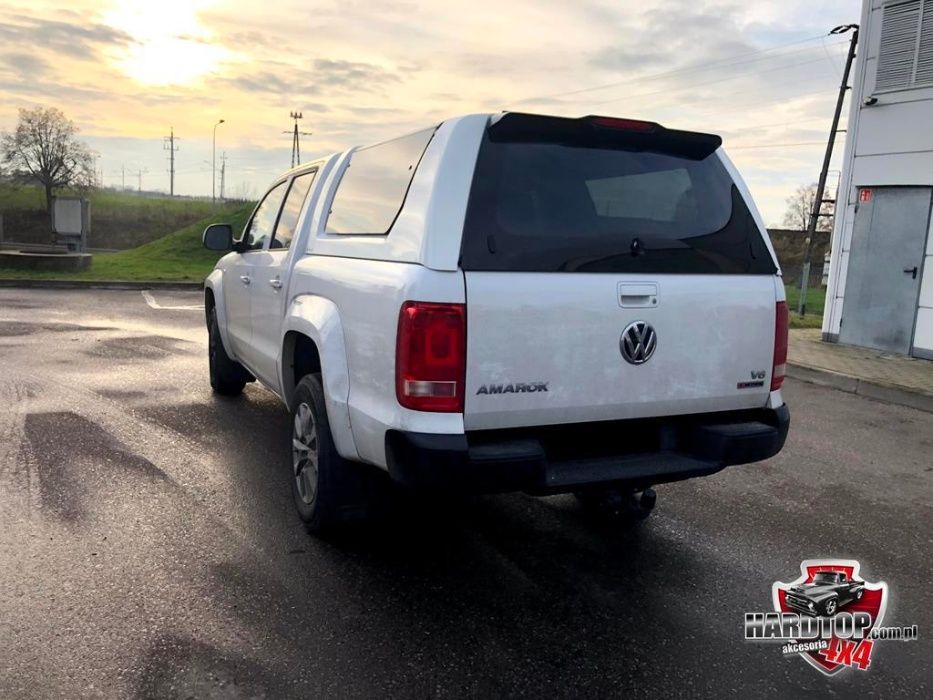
[840,186,931,354]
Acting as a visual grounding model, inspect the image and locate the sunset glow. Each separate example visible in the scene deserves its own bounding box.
[105,0,229,85]
[0,0,861,218]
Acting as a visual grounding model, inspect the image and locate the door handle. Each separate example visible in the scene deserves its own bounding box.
[269,278,283,289]
[903,266,918,279]
[239,275,251,285]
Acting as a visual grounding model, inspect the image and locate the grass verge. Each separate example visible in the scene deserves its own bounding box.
[784,284,825,330]
[0,206,251,282]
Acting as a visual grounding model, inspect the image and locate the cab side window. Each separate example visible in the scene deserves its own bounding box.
[271,170,317,250]
[242,181,288,250]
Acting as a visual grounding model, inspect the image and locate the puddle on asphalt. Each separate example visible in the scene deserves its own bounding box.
[0,321,111,337]
[23,411,173,522]
[84,335,194,360]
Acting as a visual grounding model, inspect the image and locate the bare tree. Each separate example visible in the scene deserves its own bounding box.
[1,107,95,222]
[782,183,834,233]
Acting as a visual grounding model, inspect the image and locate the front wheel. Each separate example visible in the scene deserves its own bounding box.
[208,308,248,396]
[823,597,838,616]
[290,373,384,533]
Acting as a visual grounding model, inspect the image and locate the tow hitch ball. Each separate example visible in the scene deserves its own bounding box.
[638,487,657,513]
[599,487,657,520]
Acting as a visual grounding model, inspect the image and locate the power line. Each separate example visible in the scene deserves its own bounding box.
[283,111,312,167]
[132,167,148,193]
[163,127,179,197]
[649,83,843,126]
[587,49,847,107]
[725,140,841,150]
[718,115,831,133]
[219,152,227,201]
[509,33,843,107]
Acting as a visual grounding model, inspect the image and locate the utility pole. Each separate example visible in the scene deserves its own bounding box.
[219,152,227,201]
[134,168,148,194]
[283,111,312,167]
[121,164,125,191]
[212,119,225,205]
[798,24,859,317]
[163,127,179,197]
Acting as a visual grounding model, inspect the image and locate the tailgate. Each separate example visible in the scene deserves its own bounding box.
[463,273,775,430]
[458,113,781,431]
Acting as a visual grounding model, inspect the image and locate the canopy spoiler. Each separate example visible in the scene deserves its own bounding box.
[488,112,723,161]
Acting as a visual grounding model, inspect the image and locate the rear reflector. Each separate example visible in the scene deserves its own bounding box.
[396,301,466,412]
[771,301,789,391]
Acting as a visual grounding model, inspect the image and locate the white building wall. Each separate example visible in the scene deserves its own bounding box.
[822,0,933,356]
[917,216,933,356]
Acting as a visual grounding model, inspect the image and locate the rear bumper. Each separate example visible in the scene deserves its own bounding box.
[386,405,789,494]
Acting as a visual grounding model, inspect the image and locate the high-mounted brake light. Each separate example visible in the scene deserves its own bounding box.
[396,301,466,412]
[588,116,658,132]
[771,301,788,391]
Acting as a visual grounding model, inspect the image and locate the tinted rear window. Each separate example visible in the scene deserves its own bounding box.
[461,117,775,274]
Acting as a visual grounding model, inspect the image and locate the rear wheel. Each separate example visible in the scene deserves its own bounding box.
[208,308,248,396]
[291,373,385,533]
[574,486,657,523]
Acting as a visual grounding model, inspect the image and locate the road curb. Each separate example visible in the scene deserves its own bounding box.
[787,363,933,413]
[0,279,203,291]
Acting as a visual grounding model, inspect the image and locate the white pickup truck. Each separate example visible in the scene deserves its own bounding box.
[202,112,790,533]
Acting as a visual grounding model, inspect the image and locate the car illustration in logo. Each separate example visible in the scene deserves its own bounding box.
[772,560,889,675]
[783,570,865,617]
[748,559,915,676]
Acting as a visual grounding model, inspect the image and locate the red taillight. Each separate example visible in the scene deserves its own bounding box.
[771,301,789,391]
[396,301,466,412]
[588,116,658,132]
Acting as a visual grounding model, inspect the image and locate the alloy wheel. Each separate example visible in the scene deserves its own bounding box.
[292,402,319,505]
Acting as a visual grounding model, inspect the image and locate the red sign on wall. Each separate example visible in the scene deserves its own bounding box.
[859,188,873,203]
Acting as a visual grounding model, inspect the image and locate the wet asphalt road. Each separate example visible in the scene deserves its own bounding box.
[0,287,930,698]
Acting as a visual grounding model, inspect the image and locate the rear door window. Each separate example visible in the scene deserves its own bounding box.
[325,127,436,235]
[461,115,776,274]
[271,170,317,250]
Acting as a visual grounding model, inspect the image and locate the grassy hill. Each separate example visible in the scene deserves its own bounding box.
[0,184,243,249]
[0,206,252,282]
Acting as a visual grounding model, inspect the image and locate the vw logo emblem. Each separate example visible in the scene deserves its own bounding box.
[620,321,657,365]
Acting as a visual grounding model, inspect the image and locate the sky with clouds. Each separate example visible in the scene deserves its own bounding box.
[0,0,862,223]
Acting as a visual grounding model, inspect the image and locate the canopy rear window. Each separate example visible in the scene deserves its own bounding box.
[460,114,776,274]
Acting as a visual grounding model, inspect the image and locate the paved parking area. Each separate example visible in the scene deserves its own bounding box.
[1,288,931,698]
[790,328,933,406]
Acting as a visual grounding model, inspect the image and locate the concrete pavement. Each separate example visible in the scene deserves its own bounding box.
[789,328,933,412]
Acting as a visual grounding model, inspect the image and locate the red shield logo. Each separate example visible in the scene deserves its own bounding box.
[772,559,887,675]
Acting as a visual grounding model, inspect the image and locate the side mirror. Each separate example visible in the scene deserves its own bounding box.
[203,223,233,251]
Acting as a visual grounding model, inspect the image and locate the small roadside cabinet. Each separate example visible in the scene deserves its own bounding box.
[51,196,91,252]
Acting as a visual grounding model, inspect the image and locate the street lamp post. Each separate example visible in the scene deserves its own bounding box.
[212,119,225,204]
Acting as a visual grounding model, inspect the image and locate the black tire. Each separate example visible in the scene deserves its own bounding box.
[290,373,383,533]
[208,307,248,396]
[574,487,657,523]
[823,597,838,616]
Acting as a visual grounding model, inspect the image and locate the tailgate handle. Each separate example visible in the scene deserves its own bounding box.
[618,283,659,308]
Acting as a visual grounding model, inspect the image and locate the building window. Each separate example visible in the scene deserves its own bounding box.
[876,0,933,91]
